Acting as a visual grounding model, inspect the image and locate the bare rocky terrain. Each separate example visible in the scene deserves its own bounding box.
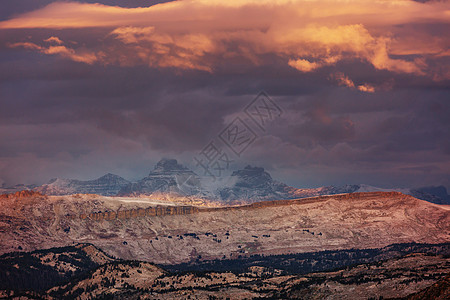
[0,191,448,265]
[0,190,449,299]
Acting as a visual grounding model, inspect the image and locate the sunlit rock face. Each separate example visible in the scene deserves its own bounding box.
[0,191,448,265]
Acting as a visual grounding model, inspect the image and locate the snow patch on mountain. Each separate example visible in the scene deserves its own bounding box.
[36,173,130,196]
[7,158,447,205]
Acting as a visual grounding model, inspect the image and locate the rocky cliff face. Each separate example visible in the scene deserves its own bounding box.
[0,184,37,194]
[217,165,296,202]
[0,190,45,199]
[118,158,205,197]
[36,173,130,196]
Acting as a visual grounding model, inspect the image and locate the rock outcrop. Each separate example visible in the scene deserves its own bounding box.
[69,192,411,221]
[0,190,45,199]
[76,205,200,221]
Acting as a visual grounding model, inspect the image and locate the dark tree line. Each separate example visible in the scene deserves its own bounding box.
[161,242,450,275]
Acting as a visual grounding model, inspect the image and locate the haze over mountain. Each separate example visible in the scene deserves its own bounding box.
[117,158,204,197]
[2,158,446,205]
[1,0,449,193]
[1,0,449,298]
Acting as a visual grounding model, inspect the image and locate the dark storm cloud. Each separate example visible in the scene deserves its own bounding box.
[243,87,450,189]
[0,0,449,191]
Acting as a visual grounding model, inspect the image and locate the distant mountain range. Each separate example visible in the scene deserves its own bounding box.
[36,173,131,196]
[1,158,449,204]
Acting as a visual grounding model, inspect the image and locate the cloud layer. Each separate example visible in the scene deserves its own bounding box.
[0,0,449,190]
[2,0,449,82]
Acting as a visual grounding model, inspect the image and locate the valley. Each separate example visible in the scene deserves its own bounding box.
[1,242,449,299]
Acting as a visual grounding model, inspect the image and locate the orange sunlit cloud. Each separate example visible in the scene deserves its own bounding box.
[332,72,376,93]
[43,36,64,45]
[9,41,98,64]
[1,0,449,88]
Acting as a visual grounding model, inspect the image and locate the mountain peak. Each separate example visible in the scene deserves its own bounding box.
[232,165,271,178]
[98,173,122,180]
[231,165,273,188]
[244,165,264,171]
[151,158,192,175]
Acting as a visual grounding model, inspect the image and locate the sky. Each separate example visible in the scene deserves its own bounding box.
[0,0,449,190]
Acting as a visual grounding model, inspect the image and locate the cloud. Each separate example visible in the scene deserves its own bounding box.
[279,24,428,75]
[43,45,98,64]
[110,26,156,44]
[1,0,448,30]
[109,26,216,71]
[331,72,376,93]
[9,40,98,64]
[288,59,320,72]
[8,42,42,51]
[0,0,449,190]
[0,0,448,81]
[357,84,375,93]
[333,72,356,89]
[44,36,63,44]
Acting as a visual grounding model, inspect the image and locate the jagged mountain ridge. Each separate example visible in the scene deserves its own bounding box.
[4,158,450,204]
[114,162,366,202]
[36,173,130,196]
[117,158,205,197]
[218,165,298,202]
